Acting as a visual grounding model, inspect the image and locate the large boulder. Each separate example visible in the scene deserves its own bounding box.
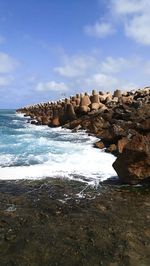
[113,134,150,184]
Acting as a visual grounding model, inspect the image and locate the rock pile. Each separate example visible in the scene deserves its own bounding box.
[17,87,150,184]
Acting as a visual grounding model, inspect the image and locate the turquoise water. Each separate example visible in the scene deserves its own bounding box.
[0,110,117,182]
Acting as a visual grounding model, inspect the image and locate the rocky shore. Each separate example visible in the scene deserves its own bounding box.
[0,178,150,266]
[17,87,150,185]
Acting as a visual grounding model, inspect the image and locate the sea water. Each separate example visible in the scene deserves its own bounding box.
[0,110,117,184]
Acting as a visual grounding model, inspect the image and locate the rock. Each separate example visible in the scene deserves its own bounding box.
[80,93,91,106]
[139,118,150,133]
[41,116,50,125]
[121,96,133,105]
[36,116,42,125]
[117,137,129,153]
[31,120,38,125]
[106,144,117,155]
[79,105,90,113]
[113,89,122,98]
[71,124,82,132]
[94,141,105,149]
[79,93,91,113]
[63,118,83,129]
[75,94,81,106]
[113,134,150,184]
[65,103,76,121]
[90,90,101,110]
[51,116,60,127]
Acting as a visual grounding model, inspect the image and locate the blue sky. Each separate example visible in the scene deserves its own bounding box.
[0,0,150,108]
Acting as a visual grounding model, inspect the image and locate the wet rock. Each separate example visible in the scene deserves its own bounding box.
[71,124,82,132]
[41,115,50,125]
[106,144,117,155]
[94,141,105,149]
[16,87,150,185]
[117,137,129,153]
[113,134,150,184]
[50,115,60,127]
[31,120,37,125]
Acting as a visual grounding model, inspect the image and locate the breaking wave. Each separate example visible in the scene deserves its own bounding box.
[0,110,117,184]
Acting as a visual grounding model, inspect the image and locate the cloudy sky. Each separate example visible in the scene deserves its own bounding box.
[0,0,150,108]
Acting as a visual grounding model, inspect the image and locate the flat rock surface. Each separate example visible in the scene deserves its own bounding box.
[0,178,150,266]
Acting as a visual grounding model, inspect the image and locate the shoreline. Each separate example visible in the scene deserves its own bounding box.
[0,177,150,265]
[0,89,149,265]
[17,87,150,184]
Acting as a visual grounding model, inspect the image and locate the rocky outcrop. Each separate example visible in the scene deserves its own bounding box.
[17,87,150,184]
[113,134,150,184]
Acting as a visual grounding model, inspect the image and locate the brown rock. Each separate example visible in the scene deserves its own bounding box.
[65,103,76,121]
[113,134,150,184]
[79,105,90,113]
[113,89,122,98]
[117,137,129,153]
[107,144,117,154]
[94,141,105,149]
[51,116,60,127]
[41,116,50,125]
[80,93,91,106]
[121,96,133,105]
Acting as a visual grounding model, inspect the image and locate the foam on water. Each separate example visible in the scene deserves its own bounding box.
[0,110,117,183]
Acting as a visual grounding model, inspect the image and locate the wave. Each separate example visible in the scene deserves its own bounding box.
[0,111,118,184]
[0,145,117,184]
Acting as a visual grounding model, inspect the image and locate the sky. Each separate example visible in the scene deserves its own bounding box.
[0,0,150,108]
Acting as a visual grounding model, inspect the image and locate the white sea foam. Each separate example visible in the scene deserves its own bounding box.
[0,143,117,183]
[15,113,27,118]
[0,113,118,184]
[0,154,18,167]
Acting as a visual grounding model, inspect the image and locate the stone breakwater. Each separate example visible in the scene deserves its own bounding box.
[17,87,150,184]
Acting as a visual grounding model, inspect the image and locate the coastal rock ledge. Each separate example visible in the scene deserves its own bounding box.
[113,134,150,184]
[17,87,150,185]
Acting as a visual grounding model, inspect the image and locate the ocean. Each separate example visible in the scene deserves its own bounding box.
[0,109,117,184]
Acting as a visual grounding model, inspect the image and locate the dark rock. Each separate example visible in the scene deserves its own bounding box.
[113,134,150,184]
[94,141,105,149]
[106,144,117,156]
[71,125,82,132]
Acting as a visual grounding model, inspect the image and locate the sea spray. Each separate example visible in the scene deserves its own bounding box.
[0,110,117,183]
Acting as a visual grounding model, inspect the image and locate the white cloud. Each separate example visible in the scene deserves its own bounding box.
[125,14,150,45]
[85,1,150,45]
[111,0,149,15]
[0,52,18,73]
[100,56,141,73]
[55,55,96,77]
[55,53,140,80]
[100,57,128,73]
[84,21,115,38]
[36,81,69,92]
[54,51,146,92]
[110,0,150,45]
[85,73,119,89]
